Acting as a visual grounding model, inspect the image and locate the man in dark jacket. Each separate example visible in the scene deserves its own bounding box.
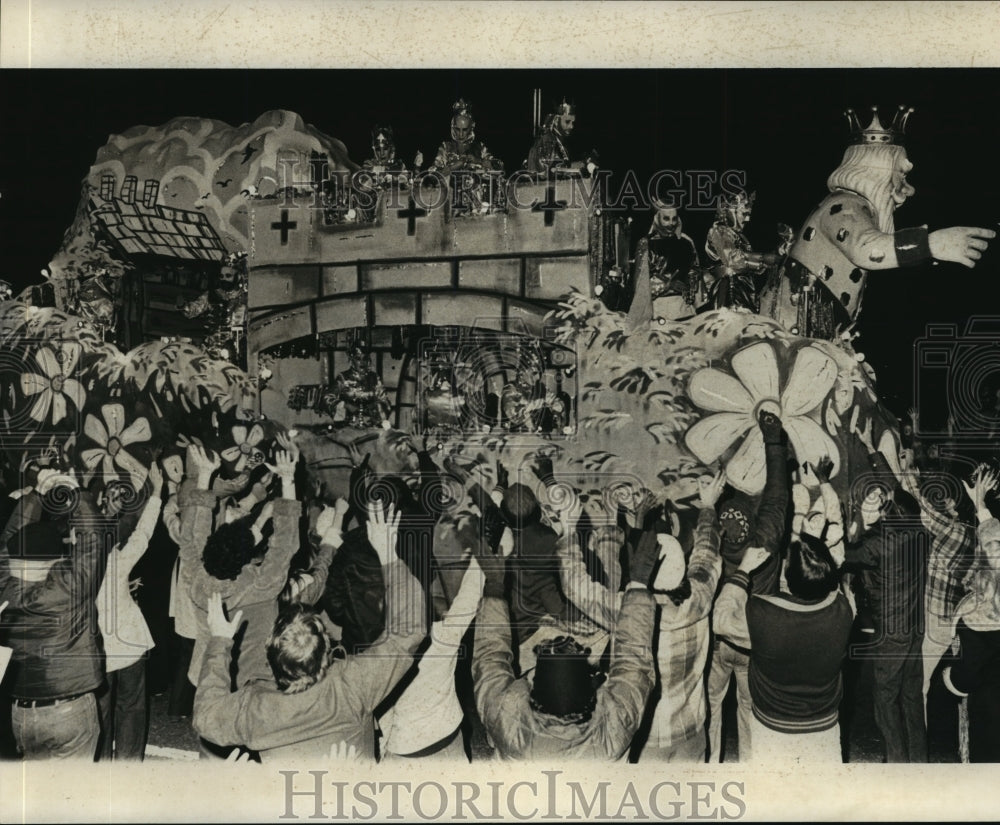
[1,491,108,760]
[844,423,929,763]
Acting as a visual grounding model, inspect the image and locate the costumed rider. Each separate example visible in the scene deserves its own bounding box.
[429,99,503,214]
[760,105,996,340]
[500,356,565,434]
[526,99,598,177]
[325,344,392,430]
[353,125,421,222]
[704,189,779,313]
[637,198,705,321]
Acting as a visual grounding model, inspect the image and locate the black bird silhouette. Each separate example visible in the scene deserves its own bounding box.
[217,178,233,187]
[199,193,210,200]
[240,145,257,164]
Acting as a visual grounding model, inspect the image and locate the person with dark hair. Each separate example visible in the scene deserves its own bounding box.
[499,481,576,650]
[193,503,427,762]
[0,473,107,760]
[707,409,789,762]
[178,442,302,688]
[715,425,854,764]
[843,415,929,763]
[472,506,658,760]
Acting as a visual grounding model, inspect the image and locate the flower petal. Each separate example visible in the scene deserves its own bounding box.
[877,429,902,479]
[231,425,248,444]
[221,445,242,462]
[20,373,49,397]
[80,448,107,469]
[101,403,127,438]
[28,390,53,424]
[34,347,60,380]
[114,449,148,491]
[784,415,841,479]
[61,378,86,411]
[725,428,767,495]
[59,342,81,377]
[84,413,109,447]
[50,392,67,426]
[689,368,755,414]
[781,346,838,418]
[119,416,152,447]
[731,341,780,405]
[684,412,755,464]
[246,424,265,446]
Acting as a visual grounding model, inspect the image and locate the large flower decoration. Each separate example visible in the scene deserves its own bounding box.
[19,343,86,426]
[80,403,152,489]
[685,341,840,495]
[221,423,265,472]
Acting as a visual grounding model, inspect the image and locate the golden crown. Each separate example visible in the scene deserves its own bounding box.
[845,105,914,145]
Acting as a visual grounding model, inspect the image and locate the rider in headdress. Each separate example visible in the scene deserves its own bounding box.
[705,189,776,312]
[526,99,597,177]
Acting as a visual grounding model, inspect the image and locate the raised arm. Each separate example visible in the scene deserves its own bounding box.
[340,503,427,710]
[556,496,619,631]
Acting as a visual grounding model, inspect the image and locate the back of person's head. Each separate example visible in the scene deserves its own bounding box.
[785,534,839,601]
[7,518,72,561]
[202,517,258,581]
[501,483,541,529]
[717,491,755,550]
[529,636,601,723]
[266,604,341,693]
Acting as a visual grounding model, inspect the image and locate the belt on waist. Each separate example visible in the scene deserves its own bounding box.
[13,691,90,709]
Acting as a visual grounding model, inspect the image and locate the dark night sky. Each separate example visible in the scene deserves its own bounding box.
[2,68,998,421]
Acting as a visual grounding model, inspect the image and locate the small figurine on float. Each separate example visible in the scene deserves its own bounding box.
[429,100,503,215]
[760,105,996,339]
[330,344,392,430]
[526,99,598,177]
[353,125,420,222]
[704,189,779,313]
[637,198,706,321]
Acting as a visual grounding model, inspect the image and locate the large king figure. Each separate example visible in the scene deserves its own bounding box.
[760,105,994,339]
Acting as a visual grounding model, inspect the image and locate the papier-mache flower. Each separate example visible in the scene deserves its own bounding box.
[685,341,840,495]
[20,343,86,426]
[80,403,152,490]
[221,423,265,472]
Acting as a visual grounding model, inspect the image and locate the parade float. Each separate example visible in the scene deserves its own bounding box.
[0,108,907,529]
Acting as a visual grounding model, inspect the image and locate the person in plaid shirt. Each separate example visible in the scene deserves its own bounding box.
[901,464,981,704]
[557,471,726,762]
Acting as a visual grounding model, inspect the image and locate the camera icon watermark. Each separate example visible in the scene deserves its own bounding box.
[914,317,1000,440]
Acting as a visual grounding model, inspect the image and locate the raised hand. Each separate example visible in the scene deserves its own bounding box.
[812,456,835,484]
[266,450,297,480]
[315,504,339,538]
[698,469,726,509]
[738,545,771,574]
[207,592,244,639]
[366,502,401,566]
[850,412,875,452]
[187,444,221,484]
[148,463,164,496]
[928,226,996,268]
[757,408,783,445]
